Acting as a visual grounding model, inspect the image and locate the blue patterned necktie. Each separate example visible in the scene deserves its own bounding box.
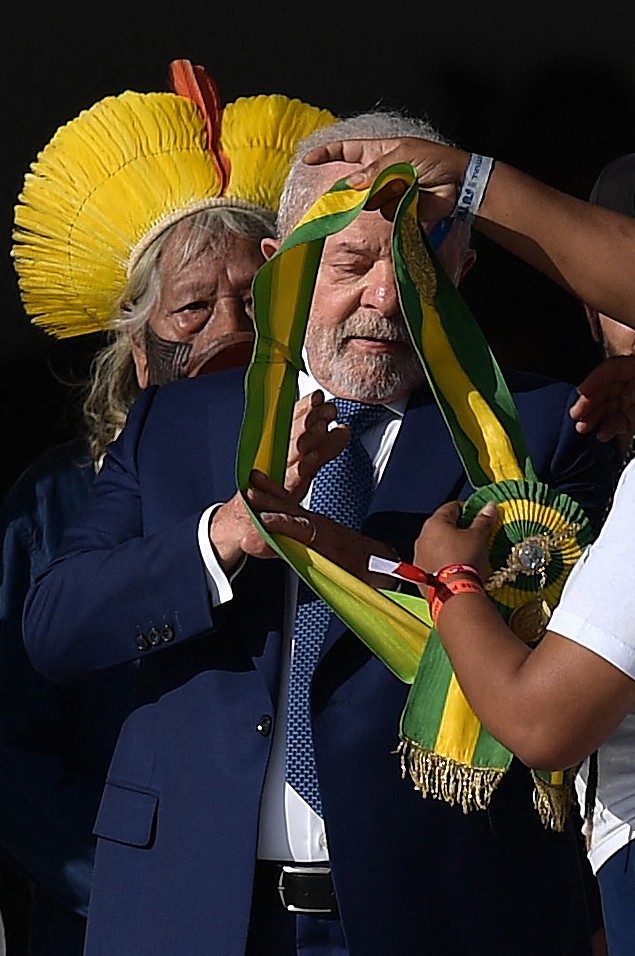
[286,398,386,815]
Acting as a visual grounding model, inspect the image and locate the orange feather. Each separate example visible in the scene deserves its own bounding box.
[168,59,231,194]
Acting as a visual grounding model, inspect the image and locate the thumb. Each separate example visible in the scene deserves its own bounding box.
[472,501,498,529]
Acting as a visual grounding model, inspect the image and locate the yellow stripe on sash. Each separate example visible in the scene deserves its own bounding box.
[280,536,428,682]
[294,185,367,231]
[252,360,288,477]
[421,307,524,483]
[435,674,481,764]
[293,169,411,233]
[269,243,310,336]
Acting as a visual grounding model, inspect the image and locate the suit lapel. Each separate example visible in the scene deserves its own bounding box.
[368,387,467,521]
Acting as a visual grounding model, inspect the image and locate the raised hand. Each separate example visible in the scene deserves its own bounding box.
[303,137,469,223]
[570,354,635,443]
[285,390,349,501]
[209,391,349,570]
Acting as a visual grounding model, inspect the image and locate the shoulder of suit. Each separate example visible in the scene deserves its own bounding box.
[502,366,575,399]
[147,366,246,411]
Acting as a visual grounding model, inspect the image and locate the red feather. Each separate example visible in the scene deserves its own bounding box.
[168,59,231,195]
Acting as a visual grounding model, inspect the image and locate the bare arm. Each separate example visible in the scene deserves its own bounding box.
[475,160,635,327]
[413,501,635,769]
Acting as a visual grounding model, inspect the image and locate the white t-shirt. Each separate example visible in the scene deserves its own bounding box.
[550,459,635,873]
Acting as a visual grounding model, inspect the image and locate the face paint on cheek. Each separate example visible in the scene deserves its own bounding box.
[144,323,193,385]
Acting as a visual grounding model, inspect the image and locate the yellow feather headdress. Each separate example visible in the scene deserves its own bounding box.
[12,64,335,338]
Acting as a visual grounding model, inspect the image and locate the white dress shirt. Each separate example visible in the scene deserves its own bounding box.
[198,368,406,861]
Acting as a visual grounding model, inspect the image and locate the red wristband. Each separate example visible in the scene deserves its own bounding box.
[430,577,485,628]
[436,564,483,585]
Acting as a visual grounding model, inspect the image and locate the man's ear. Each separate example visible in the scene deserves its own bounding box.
[130,331,149,389]
[261,237,280,261]
[584,303,602,343]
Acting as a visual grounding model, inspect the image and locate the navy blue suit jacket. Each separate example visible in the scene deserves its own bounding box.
[24,367,614,956]
[0,441,138,955]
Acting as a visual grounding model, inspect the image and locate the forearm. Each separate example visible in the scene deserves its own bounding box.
[314,136,635,326]
[475,161,635,326]
[434,589,635,770]
[434,591,539,757]
[24,513,217,681]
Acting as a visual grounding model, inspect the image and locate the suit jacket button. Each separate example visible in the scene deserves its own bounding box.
[160,624,175,643]
[136,634,149,651]
[256,715,273,736]
[147,627,161,646]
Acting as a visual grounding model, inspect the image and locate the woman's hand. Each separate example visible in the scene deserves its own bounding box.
[414,500,497,582]
[303,137,469,223]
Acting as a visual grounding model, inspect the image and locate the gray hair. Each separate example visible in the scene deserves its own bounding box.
[83,204,275,464]
[277,111,454,238]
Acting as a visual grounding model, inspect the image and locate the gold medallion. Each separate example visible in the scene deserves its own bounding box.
[509,599,551,645]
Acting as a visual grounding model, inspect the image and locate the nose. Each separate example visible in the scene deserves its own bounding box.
[360,259,400,317]
[204,295,254,340]
[186,295,255,377]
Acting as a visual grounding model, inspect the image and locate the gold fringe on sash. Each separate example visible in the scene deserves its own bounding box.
[399,738,571,830]
[398,739,504,814]
[531,772,572,831]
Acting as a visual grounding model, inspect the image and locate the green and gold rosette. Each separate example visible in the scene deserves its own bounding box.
[237,163,591,828]
[400,479,591,826]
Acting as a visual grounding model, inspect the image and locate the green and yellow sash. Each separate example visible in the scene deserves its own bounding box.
[237,164,591,827]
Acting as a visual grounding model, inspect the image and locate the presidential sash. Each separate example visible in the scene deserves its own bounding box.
[237,164,591,827]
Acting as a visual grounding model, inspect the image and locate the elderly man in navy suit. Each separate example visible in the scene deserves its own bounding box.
[24,112,614,956]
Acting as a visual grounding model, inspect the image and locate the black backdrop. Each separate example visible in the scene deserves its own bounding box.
[2,0,635,498]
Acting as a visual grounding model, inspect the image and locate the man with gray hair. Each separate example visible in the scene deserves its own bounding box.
[0,202,274,956]
[84,204,272,463]
[24,110,613,955]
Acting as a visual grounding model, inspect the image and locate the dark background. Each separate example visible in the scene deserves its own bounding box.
[2,0,635,500]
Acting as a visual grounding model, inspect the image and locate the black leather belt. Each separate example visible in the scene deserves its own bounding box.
[255,861,339,915]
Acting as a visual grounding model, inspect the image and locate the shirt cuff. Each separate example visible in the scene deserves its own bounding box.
[198,505,245,607]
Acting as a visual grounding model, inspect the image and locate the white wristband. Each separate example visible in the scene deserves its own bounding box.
[452,153,494,224]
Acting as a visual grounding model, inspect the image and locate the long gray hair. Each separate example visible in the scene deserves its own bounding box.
[83,205,275,464]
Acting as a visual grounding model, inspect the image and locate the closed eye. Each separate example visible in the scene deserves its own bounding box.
[330,260,371,277]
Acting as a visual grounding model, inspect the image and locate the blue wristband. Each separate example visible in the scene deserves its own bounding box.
[452,154,494,224]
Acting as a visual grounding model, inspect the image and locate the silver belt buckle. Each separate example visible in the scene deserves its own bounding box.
[277,864,333,914]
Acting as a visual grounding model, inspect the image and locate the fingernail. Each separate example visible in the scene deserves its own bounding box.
[345,172,366,187]
[480,502,498,517]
